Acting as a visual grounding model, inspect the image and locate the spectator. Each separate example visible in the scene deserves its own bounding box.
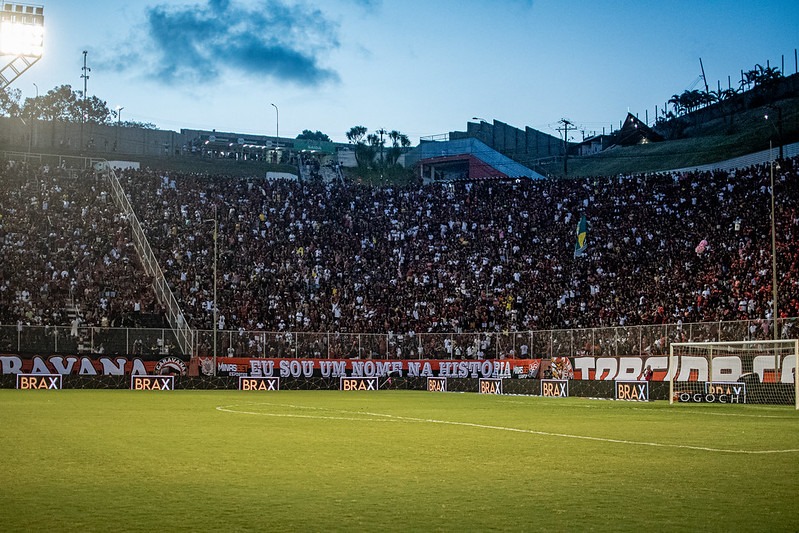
[118,156,799,338]
[2,156,798,351]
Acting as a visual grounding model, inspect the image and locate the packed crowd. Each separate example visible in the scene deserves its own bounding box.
[116,156,799,337]
[2,156,797,344]
[0,162,157,330]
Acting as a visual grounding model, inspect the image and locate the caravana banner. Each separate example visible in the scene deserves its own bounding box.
[0,354,189,376]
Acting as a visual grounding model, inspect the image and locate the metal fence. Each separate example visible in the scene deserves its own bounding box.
[4,317,795,359]
[0,325,179,357]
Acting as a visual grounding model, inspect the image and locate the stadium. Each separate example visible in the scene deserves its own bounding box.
[1,2,798,531]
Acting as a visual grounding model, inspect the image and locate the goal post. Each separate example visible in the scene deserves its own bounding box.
[668,340,799,408]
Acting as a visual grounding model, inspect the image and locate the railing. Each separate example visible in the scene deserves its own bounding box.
[1,318,795,358]
[0,325,181,356]
[191,317,798,359]
[101,161,195,355]
[0,151,114,171]
[419,133,450,142]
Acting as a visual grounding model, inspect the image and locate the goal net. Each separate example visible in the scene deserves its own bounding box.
[669,340,798,408]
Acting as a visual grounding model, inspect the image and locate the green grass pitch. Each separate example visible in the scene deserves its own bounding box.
[1,389,797,532]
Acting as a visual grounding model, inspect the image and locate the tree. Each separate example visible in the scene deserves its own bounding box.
[37,85,80,122]
[386,130,411,166]
[121,120,157,129]
[346,125,412,169]
[710,87,738,103]
[682,89,705,113]
[740,69,756,92]
[12,84,112,124]
[296,129,331,142]
[751,64,782,87]
[80,94,113,125]
[367,132,386,167]
[365,133,381,169]
[374,128,387,165]
[345,125,367,144]
[346,125,369,167]
[20,93,42,120]
[0,88,21,117]
[698,90,714,108]
[741,64,782,91]
[668,94,684,116]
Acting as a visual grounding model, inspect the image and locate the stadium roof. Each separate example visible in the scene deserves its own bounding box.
[407,137,546,180]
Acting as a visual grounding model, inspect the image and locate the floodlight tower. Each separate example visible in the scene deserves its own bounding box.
[0,3,44,89]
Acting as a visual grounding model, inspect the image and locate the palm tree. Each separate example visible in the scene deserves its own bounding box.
[366,133,383,168]
[753,63,782,86]
[347,126,412,170]
[684,89,705,112]
[741,68,756,91]
[346,126,369,167]
[388,130,400,148]
[668,94,683,116]
[346,125,367,144]
[383,130,413,167]
[741,64,782,91]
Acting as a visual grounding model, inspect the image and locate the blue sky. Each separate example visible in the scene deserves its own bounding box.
[15,0,799,143]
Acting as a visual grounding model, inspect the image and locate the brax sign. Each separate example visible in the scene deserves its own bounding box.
[541,379,568,397]
[239,376,280,391]
[16,373,62,390]
[615,380,649,401]
[427,377,447,392]
[340,377,379,391]
[131,375,174,391]
[479,378,503,395]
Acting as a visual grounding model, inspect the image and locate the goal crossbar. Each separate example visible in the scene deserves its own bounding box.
[669,339,798,408]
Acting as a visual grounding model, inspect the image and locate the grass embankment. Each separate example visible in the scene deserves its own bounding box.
[564,96,799,177]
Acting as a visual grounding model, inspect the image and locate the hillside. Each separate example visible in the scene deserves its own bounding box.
[559,96,799,177]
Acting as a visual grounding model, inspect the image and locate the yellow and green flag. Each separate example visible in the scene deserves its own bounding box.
[574,214,588,257]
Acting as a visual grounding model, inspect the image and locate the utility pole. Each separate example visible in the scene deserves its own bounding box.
[80,50,91,151]
[556,118,573,176]
[699,57,710,95]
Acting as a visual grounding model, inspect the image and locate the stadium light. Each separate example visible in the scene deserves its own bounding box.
[0,3,43,55]
[0,3,44,89]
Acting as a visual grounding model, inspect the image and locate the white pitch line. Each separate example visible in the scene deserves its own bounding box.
[216,403,799,455]
[496,399,797,419]
[680,411,797,419]
[215,405,396,422]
